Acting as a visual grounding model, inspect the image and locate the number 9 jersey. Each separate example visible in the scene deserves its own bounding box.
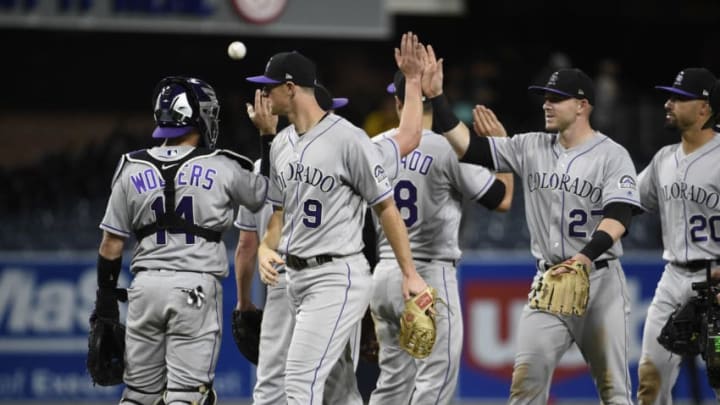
[266,113,393,258]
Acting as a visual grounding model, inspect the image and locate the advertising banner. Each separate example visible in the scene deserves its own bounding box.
[457,253,715,401]
[0,252,716,402]
[0,254,254,402]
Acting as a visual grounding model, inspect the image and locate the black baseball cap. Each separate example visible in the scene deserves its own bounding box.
[246,51,317,87]
[315,83,349,110]
[387,70,406,101]
[386,70,427,103]
[528,68,595,105]
[711,80,720,113]
[655,68,716,100]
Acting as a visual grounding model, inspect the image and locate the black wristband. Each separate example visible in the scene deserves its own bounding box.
[578,230,614,261]
[476,178,505,210]
[97,255,122,289]
[460,135,495,168]
[260,135,275,177]
[430,94,460,133]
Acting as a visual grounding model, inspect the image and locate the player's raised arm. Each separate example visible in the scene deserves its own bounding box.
[421,46,498,170]
[421,45,465,158]
[391,32,426,156]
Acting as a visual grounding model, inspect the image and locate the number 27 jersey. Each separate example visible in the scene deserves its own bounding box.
[488,131,642,263]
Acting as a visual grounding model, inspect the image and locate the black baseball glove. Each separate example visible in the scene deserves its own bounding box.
[657,298,702,356]
[87,288,127,386]
[87,312,126,386]
[232,308,263,365]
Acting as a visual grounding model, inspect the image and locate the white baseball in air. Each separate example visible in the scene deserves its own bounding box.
[227,41,247,60]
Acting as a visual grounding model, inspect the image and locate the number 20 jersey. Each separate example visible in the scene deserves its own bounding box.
[638,133,720,263]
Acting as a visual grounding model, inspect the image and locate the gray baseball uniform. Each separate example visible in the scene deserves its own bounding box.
[266,113,391,405]
[234,160,361,405]
[100,145,267,404]
[484,131,642,404]
[369,129,497,405]
[637,133,720,404]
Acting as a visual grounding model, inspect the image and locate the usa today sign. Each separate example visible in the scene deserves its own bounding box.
[0,0,388,38]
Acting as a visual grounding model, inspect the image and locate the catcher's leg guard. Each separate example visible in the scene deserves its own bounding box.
[119,384,165,405]
[164,384,216,405]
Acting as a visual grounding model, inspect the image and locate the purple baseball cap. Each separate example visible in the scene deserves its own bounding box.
[655,68,716,100]
[528,68,595,105]
[246,51,317,87]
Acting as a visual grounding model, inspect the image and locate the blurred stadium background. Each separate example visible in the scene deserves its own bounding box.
[1,0,719,403]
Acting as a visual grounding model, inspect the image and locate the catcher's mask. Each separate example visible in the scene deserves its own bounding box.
[152,76,220,149]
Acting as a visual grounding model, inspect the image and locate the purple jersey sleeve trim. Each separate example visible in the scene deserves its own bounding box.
[233,221,257,231]
[368,188,393,206]
[99,223,130,237]
[267,196,283,207]
[470,174,497,201]
[604,196,643,206]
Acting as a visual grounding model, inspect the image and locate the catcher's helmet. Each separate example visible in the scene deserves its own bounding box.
[152,76,220,149]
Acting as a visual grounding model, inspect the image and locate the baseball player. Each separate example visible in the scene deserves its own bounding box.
[245,32,428,405]
[94,76,268,405]
[368,62,514,404]
[636,67,719,405]
[432,67,642,404]
[234,84,361,405]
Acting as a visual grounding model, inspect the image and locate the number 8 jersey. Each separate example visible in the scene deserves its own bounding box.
[373,129,497,260]
[488,131,642,263]
[638,134,720,263]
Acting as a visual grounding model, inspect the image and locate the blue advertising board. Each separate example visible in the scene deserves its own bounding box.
[0,254,255,402]
[0,252,716,402]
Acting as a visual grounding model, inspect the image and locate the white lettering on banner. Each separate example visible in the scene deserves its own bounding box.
[0,267,127,353]
[468,279,649,367]
[0,268,34,332]
[31,369,118,397]
[0,370,25,396]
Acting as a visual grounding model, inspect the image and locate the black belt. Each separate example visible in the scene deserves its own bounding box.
[414,258,458,267]
[538,259,609,271]
[286,254,333,270]
[133,267,215,275]
[671,259,720,272]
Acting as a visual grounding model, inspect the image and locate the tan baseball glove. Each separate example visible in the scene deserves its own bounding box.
[399,286,438,359]
[529,259,590,316]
